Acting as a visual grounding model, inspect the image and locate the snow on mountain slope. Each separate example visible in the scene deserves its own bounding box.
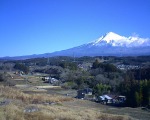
[1,32,150,60]
[91,32,150,47]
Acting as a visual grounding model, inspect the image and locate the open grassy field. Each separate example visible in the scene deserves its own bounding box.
[0,85,134,120]
[63,99,150,120]
[1,72,149,120]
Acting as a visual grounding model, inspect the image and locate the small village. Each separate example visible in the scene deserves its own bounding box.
[0,56,150,120]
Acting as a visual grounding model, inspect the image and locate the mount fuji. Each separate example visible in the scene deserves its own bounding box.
[1,32,150,60]
[49,32,150,57]
[91,32,150,47]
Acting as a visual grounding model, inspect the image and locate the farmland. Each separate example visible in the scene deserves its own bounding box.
[0,56,150,120]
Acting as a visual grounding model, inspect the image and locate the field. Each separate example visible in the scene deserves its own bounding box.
[0,85,150,120]
[0,72,149,120]
[0,85,133,120]
[63,100,150,120]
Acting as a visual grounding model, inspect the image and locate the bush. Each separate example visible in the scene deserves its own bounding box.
[0,73,5,82]
[14,63,29,74]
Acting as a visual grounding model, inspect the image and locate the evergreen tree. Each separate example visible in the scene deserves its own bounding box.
[92,59,100,69]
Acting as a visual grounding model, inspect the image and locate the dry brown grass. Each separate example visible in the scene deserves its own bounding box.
[0,103,132,120]
[0,86,73,103]
[0,86,133,120]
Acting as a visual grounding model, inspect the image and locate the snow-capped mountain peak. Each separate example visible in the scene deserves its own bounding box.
[102,32,126,41]
[93,32,127,45]
[1,32,150,59]
[91,32,150,47]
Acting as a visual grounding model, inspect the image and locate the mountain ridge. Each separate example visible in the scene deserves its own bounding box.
[90,32,150,47]
[1,32,150,60]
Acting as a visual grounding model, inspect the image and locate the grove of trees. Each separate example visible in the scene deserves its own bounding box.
[1,56,149,107]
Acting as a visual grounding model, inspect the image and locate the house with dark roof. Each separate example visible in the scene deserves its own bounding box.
[97,94,126,106]
[76,88,93,99]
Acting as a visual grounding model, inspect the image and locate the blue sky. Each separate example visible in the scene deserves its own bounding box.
[0,0,150,57]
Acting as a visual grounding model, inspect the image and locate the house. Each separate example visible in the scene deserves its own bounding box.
[42,76,50,81]
[42,76,59,85]
[117,64,140,70]
[98,94,126,105]
[112,95,126,106]
[49,78,59,84]
[76,88,93,99]
[98,95,114,104]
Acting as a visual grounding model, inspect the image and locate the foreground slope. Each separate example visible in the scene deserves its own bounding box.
[0,86,133,120]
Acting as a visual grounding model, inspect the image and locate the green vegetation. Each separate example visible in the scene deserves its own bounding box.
[93,83,111,96]
[14,63,29,74]
[119,79,150,107]
[0,56,150,120]
[0,56,150,108]
[0,73,5,82]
